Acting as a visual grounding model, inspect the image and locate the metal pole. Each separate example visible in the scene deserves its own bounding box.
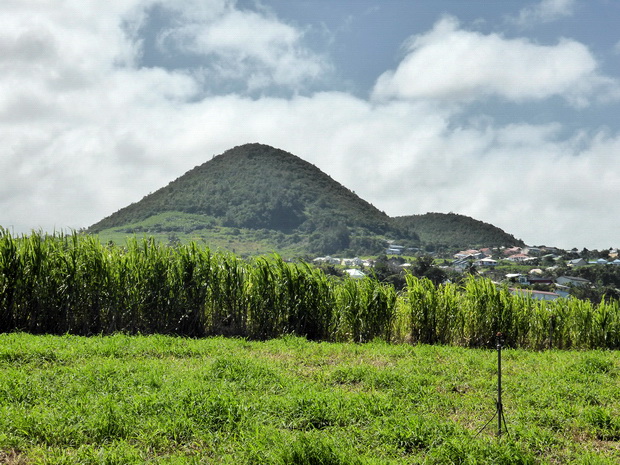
[475,332,509,440]
[497,335,502,437]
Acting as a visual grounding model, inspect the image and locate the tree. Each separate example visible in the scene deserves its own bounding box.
[411,256,447,285]
[371,255,406,290]
[464,262,478,276]
[309,224,350,255]
[167,233,181,247]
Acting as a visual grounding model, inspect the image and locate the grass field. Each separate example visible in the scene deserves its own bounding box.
[1,334,619,464]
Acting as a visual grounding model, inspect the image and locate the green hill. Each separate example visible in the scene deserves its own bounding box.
[88,143,411,255]
[394,212,525,250]
[88,144,524,255]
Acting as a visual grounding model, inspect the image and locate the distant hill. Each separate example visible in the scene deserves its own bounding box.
[88,143,412,255]
[89,143,524,255]
[394,212,525,250]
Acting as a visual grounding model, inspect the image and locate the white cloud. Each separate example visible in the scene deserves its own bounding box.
[372,16,618,107]
[512,0,576,27]
[154,0,329,91]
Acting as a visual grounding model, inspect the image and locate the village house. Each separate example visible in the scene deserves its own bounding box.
[344,269,366,279]
[567,258,587,267]
[341,257,363,267]
[502,246,522,256]
[506,273,554,286]
[479,247,493,256]
[556,276,591,287]
[510,288,561,301]
[527,277,554,286]
[386,245,405,255]
[454,249,484,259]
[506,273,529,285]
[312,256,341,265]
[506,253,532,263]
[452,259,470,272]
[475,257,498,267]
[523,247,541,255]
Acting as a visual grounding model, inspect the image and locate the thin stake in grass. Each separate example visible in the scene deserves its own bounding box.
[476,332,510,439]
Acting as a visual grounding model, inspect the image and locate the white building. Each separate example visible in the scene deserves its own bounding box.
[344,269,366,279]
[475,257,498,267]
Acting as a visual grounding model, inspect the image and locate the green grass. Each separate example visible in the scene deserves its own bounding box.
[93,211,312,257]
[94,215,392,258]
[1,334,619,464]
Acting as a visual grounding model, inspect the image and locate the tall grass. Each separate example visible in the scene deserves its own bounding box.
[335,278,396,343]
[0,231,394,342]
[404,274,620,349]
[247,257,334,340]
[1,230,620,349]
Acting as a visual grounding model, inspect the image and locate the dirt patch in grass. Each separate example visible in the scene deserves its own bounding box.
[0,450,29,465]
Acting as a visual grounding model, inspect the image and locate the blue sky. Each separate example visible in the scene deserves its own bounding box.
[1,0,619,249]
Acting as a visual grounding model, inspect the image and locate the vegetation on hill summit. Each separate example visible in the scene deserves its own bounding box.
[394,212,525,251]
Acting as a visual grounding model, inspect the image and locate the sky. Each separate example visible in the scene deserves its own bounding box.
[2,0,620,250]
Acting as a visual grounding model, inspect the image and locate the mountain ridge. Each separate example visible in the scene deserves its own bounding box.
[88,143,524,255]
[394,212,525,250]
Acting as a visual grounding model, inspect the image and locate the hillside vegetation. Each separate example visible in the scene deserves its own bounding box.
[87,144,521,255]
[394,212,525,250]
